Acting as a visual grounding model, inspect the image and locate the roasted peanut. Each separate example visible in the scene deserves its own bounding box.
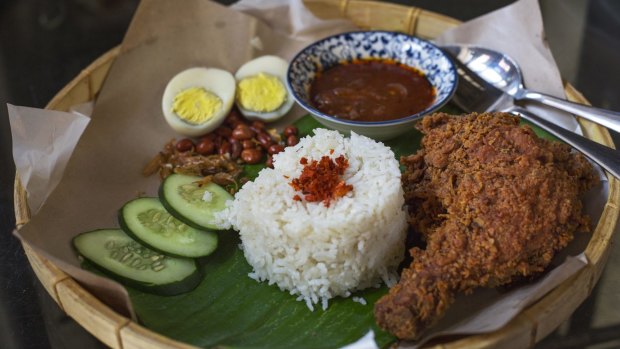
[232,124,255,140]
[175,138,194,152]
[241,148,263,164]
[250,120,266,133]
[286,135,299,147]
[283,125,298,137]
[196,138,215,155]
[267,144,285,155]
[256,132,273,149]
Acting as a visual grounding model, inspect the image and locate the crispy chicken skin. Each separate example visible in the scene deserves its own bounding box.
[374,112,598,340]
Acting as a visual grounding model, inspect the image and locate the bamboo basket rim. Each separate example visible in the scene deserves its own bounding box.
[15,1,620,348]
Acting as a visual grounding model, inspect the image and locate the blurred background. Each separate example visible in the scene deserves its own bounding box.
[0,0,618,348]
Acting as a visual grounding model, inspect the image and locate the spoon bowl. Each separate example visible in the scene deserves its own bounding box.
[447,46,522,96]
[447,44,620,134]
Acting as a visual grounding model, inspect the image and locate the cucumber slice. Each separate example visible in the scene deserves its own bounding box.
[73,229,202,296]
[119,197,218,258]
[159,174,233,231]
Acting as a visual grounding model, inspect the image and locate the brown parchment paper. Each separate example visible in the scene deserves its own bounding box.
[11,0,608,346]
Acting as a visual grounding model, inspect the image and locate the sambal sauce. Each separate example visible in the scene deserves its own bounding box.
[309,58,435,122]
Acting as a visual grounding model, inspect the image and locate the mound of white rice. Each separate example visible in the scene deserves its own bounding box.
[218,129,407,310]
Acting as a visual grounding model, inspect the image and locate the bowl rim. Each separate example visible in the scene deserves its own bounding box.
[286,30,457,127]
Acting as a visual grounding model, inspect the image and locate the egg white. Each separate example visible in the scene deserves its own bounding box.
[234,56,294,122]
[162,67,235,136]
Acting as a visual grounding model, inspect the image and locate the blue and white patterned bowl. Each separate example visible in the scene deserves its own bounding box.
[287,31,457,140]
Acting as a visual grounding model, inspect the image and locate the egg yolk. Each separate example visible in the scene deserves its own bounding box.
[172,87,222,124]
[237,73,286,113]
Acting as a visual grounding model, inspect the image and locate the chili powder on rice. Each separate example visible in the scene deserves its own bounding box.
[290,153,353,207]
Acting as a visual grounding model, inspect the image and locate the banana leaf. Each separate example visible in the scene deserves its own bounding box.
[125,108,556,349]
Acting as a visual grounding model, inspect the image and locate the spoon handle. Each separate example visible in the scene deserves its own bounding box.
[520,89,620,134]
[508,106,620,180]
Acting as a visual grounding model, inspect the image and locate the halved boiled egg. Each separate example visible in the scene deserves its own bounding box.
[162,67,235,136]
[235,56,294,122]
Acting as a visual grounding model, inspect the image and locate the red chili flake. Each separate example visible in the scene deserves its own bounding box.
[329,149,334,154]
[289,154,353,207]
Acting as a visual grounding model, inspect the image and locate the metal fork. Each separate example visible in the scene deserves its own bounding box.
[446,49,620,180]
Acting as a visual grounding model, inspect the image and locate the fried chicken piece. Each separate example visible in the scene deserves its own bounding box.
[374,112,598,340]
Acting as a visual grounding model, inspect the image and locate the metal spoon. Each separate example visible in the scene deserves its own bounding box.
[451,45,620,134]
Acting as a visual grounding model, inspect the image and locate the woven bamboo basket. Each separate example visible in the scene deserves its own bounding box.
[14,1,620,348]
